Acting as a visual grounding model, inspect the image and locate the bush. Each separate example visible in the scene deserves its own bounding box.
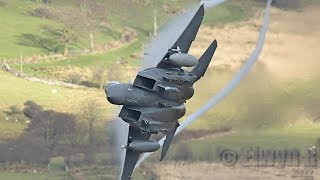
[9,105,21,115]
[29,6,59,20]
[80,81,100,88]
[0,134,50,166]
[173,143,193,161]
[23,100,43,119]
[0,1,7,7]
[68,72,82,84]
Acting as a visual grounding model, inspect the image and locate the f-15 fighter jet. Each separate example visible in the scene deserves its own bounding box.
[105,4,217,180]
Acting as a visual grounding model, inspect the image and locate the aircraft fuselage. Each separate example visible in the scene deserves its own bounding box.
[106,67,198,133]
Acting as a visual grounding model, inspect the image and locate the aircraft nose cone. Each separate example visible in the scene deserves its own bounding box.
[105,82,125,105]
[107,87,123,105]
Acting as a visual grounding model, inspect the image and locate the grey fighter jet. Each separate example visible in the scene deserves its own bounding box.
[105,4,217,180]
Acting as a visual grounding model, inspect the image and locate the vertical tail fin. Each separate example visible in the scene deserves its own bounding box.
[191,40,217,81]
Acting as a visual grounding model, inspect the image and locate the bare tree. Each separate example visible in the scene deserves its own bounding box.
[79,0,107,51]
[24,101,77,149]
[91,62,123,89]
[60,122,87,148]
[91,63,108,89]
[78,100,102,145]
[42,8,88,56]
[59,9,88,56]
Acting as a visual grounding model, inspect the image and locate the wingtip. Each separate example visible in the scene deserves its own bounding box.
[200,2,205,10]
[210,40,218,49]
[213,39,218,46]
[160,151,165,161]
[160,157,164,162]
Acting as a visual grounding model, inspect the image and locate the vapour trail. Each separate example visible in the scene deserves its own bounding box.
[201,0,226,9]
[136,0,273,167]
[111,117,128,180]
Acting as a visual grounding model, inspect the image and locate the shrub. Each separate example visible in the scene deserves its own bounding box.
[317,138,320,147]
[173,143,193,161]
[29,6,59,20]
[0,1,7,7]
[68,72,82,84]
[9,105,21,115]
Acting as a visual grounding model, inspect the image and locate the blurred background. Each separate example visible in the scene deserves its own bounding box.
[0,0,319,179]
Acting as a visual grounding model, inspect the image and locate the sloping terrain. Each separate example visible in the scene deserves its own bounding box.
[190,3,320,81]
[140,2,320,179]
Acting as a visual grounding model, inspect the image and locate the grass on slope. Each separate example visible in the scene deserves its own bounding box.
[0,0,195,59]
[11,39,143,77]
[0,71,113,116]
[0,172,69,180]
[0,0,56,58]
[0,0,125,59]
[8,0,260,79]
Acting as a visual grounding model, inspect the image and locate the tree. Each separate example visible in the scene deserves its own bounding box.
[78,100,102,145]
[24,101,76,149]
[91,63,108,89]
[79,0,107,51]
[42,8,88,56]
[59,9,88,56]
[24,100,43,119]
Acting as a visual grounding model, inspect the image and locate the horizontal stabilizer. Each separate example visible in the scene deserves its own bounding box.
[191,40,217,81]
[160,122,180,161]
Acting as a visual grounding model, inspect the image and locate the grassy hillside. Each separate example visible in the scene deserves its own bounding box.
[0,71,110,112]
[0,0,190,59]
[3,0,262,82]
[0,0,55,58]
[0,70,114,139]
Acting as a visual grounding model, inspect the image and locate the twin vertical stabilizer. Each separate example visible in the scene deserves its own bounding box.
[191,40,217,81]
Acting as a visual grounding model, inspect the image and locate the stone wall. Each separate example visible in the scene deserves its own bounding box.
[1,63,85,89]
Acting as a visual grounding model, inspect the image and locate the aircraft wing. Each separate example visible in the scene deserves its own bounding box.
[143,4,205,69]
[121,126,151,180]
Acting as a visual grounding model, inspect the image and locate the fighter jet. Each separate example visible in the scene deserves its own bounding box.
[105,4,217,180]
